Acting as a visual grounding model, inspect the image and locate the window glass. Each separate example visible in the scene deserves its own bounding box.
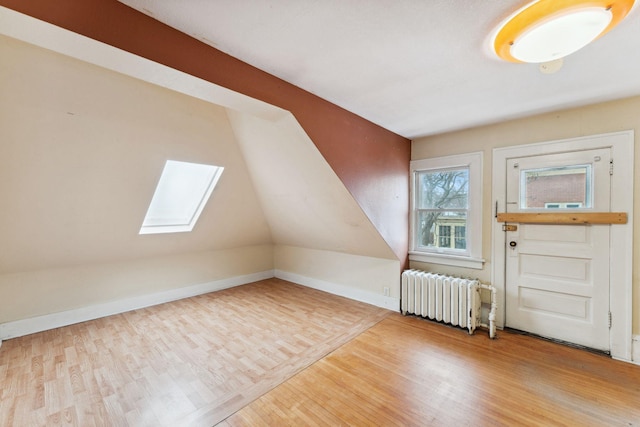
[454,226,466,249]
[140,160,224,234]
[415,168,469,252]
[520,164,591,209]
[417,169,469,209]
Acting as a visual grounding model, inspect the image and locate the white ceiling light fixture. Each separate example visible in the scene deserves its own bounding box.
[492,0,635,63]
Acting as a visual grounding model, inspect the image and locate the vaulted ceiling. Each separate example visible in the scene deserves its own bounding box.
[0,15,398,273]
[119,0,640,138]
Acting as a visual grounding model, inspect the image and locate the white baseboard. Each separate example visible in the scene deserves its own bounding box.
[275,269,399,311]
[0,270,274,341]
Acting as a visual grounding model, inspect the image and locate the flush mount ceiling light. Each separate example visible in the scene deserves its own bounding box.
[492,0,635,63]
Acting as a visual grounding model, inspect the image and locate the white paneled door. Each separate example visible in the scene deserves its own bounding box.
[505,148,611,351]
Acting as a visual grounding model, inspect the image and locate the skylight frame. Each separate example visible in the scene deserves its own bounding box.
[139,160,224,235]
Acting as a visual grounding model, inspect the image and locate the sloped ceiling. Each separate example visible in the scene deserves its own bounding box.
[0,14,397,274]
[118,0,640,138]
[227,110,395,260]
[0,35,273,273]
[0,2,411,268]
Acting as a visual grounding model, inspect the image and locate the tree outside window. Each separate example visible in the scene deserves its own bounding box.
[415,168,469,251]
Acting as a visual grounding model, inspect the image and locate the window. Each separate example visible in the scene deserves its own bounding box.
[416,167,468,249]
[521,164,591,210]
[410,152,483,269]
[139,160,224,234]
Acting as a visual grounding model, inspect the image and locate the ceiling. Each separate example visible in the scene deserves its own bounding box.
[118,0,640,139]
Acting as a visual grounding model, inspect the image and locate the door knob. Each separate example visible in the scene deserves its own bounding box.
[509,241,517,248]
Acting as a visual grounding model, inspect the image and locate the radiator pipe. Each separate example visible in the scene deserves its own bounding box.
[478,283,498,339]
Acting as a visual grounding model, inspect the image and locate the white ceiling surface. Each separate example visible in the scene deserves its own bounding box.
[119,0,640,139]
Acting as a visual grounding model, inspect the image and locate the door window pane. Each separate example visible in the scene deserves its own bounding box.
[520,164,592,209]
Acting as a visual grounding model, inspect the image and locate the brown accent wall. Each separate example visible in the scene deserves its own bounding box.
[0,0,410,267]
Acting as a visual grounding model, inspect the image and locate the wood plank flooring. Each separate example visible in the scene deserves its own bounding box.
[224,313,640,427]
[0,279,389,426]
[2,278,640,426]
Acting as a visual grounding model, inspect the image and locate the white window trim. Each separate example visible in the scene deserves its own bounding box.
[409,152,484,269]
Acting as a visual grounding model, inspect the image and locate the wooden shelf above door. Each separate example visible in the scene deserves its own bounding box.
[496,212,628,225]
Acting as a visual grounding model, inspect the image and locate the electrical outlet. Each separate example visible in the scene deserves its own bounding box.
[383,287,390,297]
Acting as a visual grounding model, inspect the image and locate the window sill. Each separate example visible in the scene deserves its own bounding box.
[409,252,485,270]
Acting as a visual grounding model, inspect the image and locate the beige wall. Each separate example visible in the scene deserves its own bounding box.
[0,246,273,323]
[411,95,640,333]
[274,246,400,301]
[0,36,273,323]
[227,110,398,262]
[0,35,272,273]
[227,109,400,306]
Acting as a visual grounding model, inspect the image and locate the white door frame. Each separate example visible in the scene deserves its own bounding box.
[492,131,634,361]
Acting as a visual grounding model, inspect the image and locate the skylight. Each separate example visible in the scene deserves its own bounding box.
[139,160,224,234]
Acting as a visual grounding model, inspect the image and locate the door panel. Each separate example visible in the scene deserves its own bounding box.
[518,287,590,320]
[520,223,589,243]
[505,148,610,351]
[519,254,590,282]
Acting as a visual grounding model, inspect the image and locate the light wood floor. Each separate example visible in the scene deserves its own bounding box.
[0,279,388,426]
[2,279,640,426]
[224,313,640,426]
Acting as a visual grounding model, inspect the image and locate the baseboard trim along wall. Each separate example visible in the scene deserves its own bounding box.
[0,270,274,341]
[0,269,400,342]
[275,269,400,312]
